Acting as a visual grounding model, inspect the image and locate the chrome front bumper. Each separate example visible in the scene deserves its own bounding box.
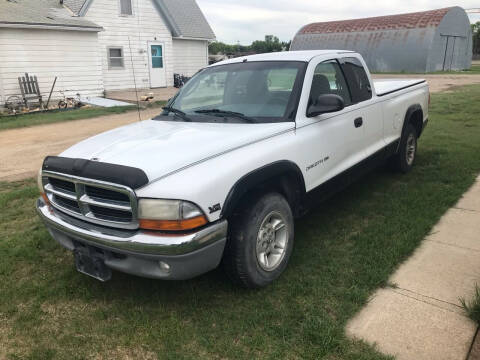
[37,198,228,280]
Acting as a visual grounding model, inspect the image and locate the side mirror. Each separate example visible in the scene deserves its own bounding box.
[307,94,345,118]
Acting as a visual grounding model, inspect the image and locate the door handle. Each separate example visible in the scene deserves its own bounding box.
[354,117,363,128]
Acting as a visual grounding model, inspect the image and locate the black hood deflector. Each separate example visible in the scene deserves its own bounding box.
[42,156,149,189]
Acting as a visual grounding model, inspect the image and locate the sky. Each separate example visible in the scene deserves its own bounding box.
[196,0,480,45]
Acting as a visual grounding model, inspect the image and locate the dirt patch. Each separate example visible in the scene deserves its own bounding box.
[1,75,480,183]
[0,313,30,359]
[92,346,158,360]
[469,329,480,360]
[372,74,480,93]
[0,316,12,359]
[0,108,161,182]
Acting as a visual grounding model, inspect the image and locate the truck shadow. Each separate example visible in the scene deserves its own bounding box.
[70,162,403,307]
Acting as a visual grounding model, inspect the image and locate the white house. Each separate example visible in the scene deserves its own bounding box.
[0,0,215,105]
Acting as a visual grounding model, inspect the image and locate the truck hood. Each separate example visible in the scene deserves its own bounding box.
[60,119,293,183]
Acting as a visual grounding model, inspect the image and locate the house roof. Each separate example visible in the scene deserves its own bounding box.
[299,7,453,34]
[63,0,89,15]
[63,0,215,40]
[153,0,215,40]
[0,0,102,31]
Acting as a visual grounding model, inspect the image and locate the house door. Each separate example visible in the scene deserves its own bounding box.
[148,42,166,88]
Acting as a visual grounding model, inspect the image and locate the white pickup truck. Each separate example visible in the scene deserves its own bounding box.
[37,50,429,287]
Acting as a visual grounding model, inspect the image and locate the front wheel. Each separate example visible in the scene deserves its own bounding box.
[390,123,418,173]
[223,192,294,288]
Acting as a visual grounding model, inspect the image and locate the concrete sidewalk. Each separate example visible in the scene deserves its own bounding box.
[347,175,480,360]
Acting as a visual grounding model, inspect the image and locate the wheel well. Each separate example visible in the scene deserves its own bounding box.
[221,162,306,219]
[402,104,423,137]
[409,110,423,137]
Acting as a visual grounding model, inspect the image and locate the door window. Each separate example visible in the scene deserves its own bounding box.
[151,45,163,68]
[341,57,372,103]
[309,60,351,106]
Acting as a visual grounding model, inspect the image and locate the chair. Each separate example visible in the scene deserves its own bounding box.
[18,73,43,109]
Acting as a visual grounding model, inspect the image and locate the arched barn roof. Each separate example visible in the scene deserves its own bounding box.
[291,7,472,72]
[299,8,452,34]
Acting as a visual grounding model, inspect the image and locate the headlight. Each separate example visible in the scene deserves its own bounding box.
[138,199,208,231]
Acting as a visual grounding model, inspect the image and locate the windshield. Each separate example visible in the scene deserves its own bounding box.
[156,61,306,124]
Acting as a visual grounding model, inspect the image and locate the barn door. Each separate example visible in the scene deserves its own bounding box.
[148,42,167,88]
[442,36,456,71]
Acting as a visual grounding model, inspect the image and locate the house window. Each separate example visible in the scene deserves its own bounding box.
[108,47,124,68]
[120,0,133,16]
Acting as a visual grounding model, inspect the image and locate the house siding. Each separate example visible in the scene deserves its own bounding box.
[0,66,4,105]
[172,39,208,77]
[84,0,174,90]
[0,28,103,105]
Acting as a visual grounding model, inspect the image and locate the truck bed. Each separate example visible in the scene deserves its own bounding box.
[373,79,426,97]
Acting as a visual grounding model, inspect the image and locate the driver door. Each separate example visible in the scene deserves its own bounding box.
[295,59,367,192]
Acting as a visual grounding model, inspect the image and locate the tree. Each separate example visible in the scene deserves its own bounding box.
[472,22,480,55]
[251,35,283,53]
[209,35,289,55]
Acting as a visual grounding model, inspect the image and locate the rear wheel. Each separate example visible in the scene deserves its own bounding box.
[223,192,294,288]
[390,123,418,173]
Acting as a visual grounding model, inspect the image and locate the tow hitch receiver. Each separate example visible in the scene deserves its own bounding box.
[74,247,112,282]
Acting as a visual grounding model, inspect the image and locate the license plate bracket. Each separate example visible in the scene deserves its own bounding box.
[74,247,112,282]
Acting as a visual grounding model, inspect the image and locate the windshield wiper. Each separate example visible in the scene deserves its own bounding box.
[162,106,192,122]
[194,109,256,123]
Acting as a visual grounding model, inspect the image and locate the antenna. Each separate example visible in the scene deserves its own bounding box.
[128,36,141,121]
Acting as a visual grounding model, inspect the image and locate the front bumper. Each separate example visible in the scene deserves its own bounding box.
[36,198,228,280]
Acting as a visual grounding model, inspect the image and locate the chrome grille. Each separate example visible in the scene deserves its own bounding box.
[42,171,138,230]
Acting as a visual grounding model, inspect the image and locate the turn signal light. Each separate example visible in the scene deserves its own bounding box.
[139,215,208,231]
[41,193,50,205]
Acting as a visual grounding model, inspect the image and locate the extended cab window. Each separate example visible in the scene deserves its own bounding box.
[341,57,372,103]
[309,60,351,106]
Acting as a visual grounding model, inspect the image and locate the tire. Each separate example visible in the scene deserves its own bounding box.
[223,192,294,288]
[390,123,418,173]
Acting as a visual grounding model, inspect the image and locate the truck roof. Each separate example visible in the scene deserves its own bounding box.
[210,50,355,67]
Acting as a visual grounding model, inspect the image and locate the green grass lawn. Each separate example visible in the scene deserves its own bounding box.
[0,106,136,131]
[0,101,166,132]
[1,85,480,359]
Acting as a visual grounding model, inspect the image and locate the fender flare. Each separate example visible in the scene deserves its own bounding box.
[220,160,306,218]
[401,104,423,137]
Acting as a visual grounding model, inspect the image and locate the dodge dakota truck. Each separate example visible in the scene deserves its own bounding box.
[37,50,429,288]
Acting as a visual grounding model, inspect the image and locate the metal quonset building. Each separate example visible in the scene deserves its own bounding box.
[290,7,472,72]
